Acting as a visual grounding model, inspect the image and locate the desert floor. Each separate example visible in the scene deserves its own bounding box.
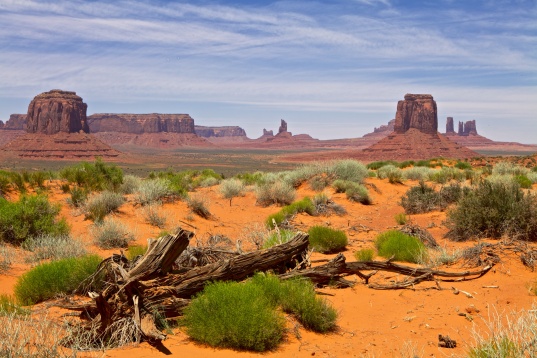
[1,176,536,358]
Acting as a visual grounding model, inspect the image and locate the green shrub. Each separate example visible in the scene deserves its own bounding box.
[60,158,123,191]
[367,160,398,170]
[447,180,537,241]
[134,178,170,205]
[0,195,69,244]
[402,167,434,181]
[415,160,433,168]
[492,161,529,176]
[394,213,407,225]
[377,165,402,183]
[400,181,443,214]
[141,204,167,228]
[251,273,337,333]
[455,161,472,170]
[126,244,147,261]
[120,174,142,194]
[84,191,125,222]
[235,171,265,186]
[91,219,135,249]
[67,186,88,207]
[199,176,219,187]
[308,226,348,253]
[528,172,537,184]
[332,179,351,193]
[262,229,296,249]
[398,160,414,169]
[439,183,467,204]
[182,281,285,351]
[515,175,533,189]
[219,178,245,206]
[60,183,70,193]
[277,278,337,332]
[354,248,375,261]
[9,172,26,193]
[256,180,296,206]
[308,175,331,191]
[345,183,371,204]
[23,234,87,262]
[29,171,48,189]
[14,254,102,305]
[266,197,315,229]
[331,160,368,182]
[375,230,426,263]
[187,195,211,219]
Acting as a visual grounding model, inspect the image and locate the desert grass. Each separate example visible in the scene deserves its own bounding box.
[23,234,87,262]
[375,230,427,263]
[219,178,245,206]
[266,197,315,229]
[256,180,296,207]
[91,218,135,249]
[262,229,296,249]
[308,226,348,253]
[0,243,14,273]
[140,203,167,228]
[84,190,125,222]
[134,178,171,205]
[187,195,212,219]
[14,254,102,305]
[468,305,537,357]
[354,248,375,262]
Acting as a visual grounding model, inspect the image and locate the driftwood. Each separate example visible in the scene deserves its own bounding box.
[61,228,494,348]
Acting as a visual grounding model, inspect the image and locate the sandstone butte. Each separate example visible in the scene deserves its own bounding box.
[360,94,479,161]
[0,89,120,159]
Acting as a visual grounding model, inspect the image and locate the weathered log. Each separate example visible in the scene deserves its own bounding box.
[139,232,310,299]
[126,229,193,283]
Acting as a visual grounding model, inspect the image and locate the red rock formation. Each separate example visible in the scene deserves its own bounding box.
[194,126,247,138]
[3,114,27,130]
[27,90,89,134]
[278,119,288,134]
[394,94,438,134]
[446,117,455,135]
[1,90,120,159]
[262,129,274,137]
[458,121,464,135]
[463,120,478,136]
[373,119,395,134]
[87,113,195,134]
[358,94,478,160]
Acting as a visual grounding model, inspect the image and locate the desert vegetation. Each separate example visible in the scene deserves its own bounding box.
[0,156,536,357]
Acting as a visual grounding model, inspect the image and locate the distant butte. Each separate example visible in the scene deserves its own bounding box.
[1,90,120,159]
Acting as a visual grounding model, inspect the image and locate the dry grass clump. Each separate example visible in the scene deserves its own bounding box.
[141,203,167,228]
[91,218,135,249]
[23,234,87,262]
[468,305,537,357]
[187,195,212,219]
[256,180,296,206]
[219,178,245,206]
[84,190,125,222]
[0,244,14,273]
[119,174,142,194]
[134,178,170,205]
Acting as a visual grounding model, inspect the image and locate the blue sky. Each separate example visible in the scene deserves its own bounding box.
[0,0,535,142]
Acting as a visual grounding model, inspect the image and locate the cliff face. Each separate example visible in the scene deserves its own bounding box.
[1,114,27,130]
[194,126,246,138]
[27,90,89,134]
[87,114,195,134]
[394,94,438,134]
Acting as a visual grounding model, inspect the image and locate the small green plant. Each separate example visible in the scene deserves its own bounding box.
[515,175,533,189]
[0,195,69,244]
[354,248,375,261]
[394,213,408,225]
[345,183,371,204]
[84,191,125,222]
[126,244,147,261]
[262,229,296,249]
[14,254,102,305]
[366,160,398,170]
[308,226,348,253]
[91,219,135,249]
[378,165,403,183]
[182,280,285,351]
[219,178,245,206]
[375,230,426,263]
[266,197,315,229]
[60,183,70,193]
[67,186,88,207]
[455,161,472,170]
[59,158,124,191]
[187,195,211,219]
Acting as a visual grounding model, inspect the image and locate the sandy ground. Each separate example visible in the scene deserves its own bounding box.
[1,177,536,357]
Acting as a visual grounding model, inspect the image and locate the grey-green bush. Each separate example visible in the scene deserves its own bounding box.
[91,219,135,249]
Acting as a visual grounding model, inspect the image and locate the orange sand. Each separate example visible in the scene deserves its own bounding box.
[1,178,536,357]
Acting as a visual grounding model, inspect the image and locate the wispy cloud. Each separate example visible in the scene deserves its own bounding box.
[0,0,535,142]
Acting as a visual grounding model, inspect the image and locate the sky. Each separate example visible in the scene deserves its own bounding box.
[0,0,536,143]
